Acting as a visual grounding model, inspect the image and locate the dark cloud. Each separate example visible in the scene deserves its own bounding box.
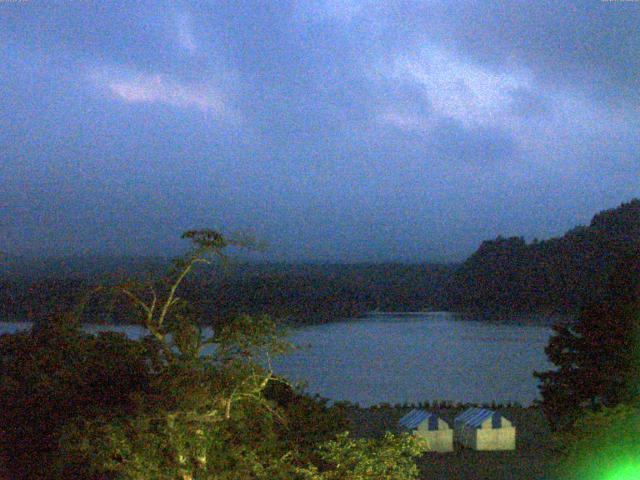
[400,1,640,106]
[0,1,638,260]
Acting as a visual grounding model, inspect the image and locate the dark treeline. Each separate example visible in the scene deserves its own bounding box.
[192,263,455,324]
[447,199,640,315]
[2,199,639,324]
[0,263,455,325]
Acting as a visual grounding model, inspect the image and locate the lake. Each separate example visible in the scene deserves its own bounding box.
[0,313,553,407]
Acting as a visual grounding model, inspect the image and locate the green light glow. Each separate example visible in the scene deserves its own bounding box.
[602,461,640,480]
[559,402,640,480]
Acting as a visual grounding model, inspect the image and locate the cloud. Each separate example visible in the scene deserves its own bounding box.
[374,42,632,152]
[293,0,369,22]
[389,46,532,130]
[175,12,197,53]
[377,111,435,132]
[2,0,639,260]
[89,67,237,119]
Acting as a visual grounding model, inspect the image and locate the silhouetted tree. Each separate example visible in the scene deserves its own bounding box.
[534,250,640,430]
[0,313,153,479]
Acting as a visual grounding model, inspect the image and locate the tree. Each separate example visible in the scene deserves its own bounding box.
[0,313,153,479]
[534,250,640,430]
[449,199,640,315]
[296,432,423,480]
[47,230,422,479]
[54,230,292,479]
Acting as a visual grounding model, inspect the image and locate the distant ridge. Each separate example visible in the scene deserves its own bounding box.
[447,199,640,314]
[2,199,639,324]
[0,255,171,281]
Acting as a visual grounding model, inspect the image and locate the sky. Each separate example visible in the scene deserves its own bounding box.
[1,0,639,262]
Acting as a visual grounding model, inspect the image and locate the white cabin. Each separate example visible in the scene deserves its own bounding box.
[454,408,515,451]
[398,409,454,452]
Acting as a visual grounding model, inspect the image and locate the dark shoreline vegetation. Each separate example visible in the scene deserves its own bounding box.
[0,198,638,479]
[2,199,638,326]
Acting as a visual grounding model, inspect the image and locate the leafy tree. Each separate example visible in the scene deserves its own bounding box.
[534,250,640,430]
[52,230,291,479]
[0,313,153,479]
[263,382,349,464]
[296,432,423,480]
[44,230,422,479]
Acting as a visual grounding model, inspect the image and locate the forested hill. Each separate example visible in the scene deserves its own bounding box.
[447,199,640,315]
[2,199,639,324]
[0,262,455,325]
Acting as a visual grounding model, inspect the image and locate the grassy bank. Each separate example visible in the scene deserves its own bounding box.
[344,404,559,480]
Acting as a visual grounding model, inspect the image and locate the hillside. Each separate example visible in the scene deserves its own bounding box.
[0,262,455,325]
[2,199,639,324]
[447,199,640,314]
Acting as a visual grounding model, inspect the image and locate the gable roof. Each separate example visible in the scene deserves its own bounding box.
[398,409,440,430]
[454,408,502,428]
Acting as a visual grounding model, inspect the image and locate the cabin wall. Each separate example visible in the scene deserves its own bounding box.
[475,426,516,450]
[414,429,454,452]
[456,426,516,451]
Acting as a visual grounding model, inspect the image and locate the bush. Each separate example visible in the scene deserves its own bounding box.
[264,381,348,462]
[0,315,152,479]
[297,431,423,480]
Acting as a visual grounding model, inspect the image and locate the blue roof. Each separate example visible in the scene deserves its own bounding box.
[454,408,502,428]
[398,409,441,430]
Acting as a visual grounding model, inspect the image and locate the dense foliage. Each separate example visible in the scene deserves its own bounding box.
[296,432,423,480]
[534,250,640,431]
[0,315,153,479]
[3,199,639,325]
[0,230,423,479]
[0,262,454,325]
[449,199,640,314]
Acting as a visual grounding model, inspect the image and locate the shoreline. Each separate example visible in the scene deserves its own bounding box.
[0,309,567,328]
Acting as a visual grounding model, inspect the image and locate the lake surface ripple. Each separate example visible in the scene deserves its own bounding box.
[0,312,553,407]
[272,313,552,406]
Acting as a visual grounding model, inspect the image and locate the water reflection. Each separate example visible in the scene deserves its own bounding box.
[0,313,553,407]
[272,314,552,406]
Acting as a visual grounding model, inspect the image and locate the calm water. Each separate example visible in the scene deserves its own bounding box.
[0,313,553,406]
